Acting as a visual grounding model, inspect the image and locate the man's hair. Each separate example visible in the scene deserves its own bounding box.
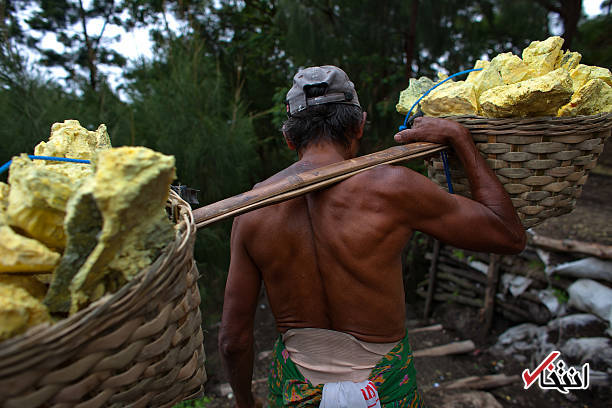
[282,85,363,152]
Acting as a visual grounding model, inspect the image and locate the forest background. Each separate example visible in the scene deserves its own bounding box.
[1,0,611,320]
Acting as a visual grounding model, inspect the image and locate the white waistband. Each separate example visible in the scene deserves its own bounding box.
[282,328,399,385]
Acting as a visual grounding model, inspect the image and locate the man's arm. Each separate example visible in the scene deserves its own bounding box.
[219,217,262,408]
[394,117,526,254]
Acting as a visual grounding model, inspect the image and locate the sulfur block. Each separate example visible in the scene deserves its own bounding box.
[0,275,48,299]
[0,182,8,213]
[556,50,582,71]
[479,68,573,117]
[466,60,490,85]
[558,79,612,116]
[0,225,61,273]
[421,81,479,116]
[522,36,565,78]
[44,183,103,313]
[569,64,612,92]
[396,77,436,115]
[6,155,78,249]
[0,284,51,341]
[68,147,176,314]
[34,120,111,160]
[472,53,529,98]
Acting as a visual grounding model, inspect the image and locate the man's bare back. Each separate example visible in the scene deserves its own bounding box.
[235,161,414,343]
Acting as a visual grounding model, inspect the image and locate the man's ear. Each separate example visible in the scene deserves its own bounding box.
[356,111,367,140]
[283,131,296,150]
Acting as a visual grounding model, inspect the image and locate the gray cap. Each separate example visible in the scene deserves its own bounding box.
[285,65,360,116]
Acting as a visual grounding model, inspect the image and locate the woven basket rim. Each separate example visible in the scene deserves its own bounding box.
[441,112,612,122]
[0,189,194,356]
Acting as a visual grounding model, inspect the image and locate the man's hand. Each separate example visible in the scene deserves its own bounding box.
[394,116,470,147]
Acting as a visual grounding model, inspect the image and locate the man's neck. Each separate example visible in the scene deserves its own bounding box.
[298,141,354,167]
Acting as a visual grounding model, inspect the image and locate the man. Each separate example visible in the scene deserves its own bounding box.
[218,65,526,407]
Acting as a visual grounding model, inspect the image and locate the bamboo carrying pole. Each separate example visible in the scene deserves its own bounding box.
[193,142,446,228]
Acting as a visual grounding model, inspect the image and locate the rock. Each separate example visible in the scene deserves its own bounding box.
[0,275,48,299]
[34,119,111,160]
[501,273,532,297]
[479,68,573,117]
[67,147,175,313]
[522,36,565,78]
[465,60,490,85]
[556,50,582,71]
[6,155,82,249]
[492,323,549,357]
[0,284,51,341]
[0,225,61,273]
[421,81,479,116]
[44,183,103,313]
[548,257,612,282]
[561,337,612,368]
[396,76,436,115]
[0,182,8,213]
[558,79,612,117]
[547,313,602,331]
[567,279,612,325]
[569,64,612,92]
[471,53,529,98]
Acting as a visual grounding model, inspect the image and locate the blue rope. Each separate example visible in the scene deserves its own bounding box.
[0,155,91,175]
[397,68,482,193]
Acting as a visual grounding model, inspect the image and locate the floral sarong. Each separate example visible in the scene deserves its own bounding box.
[268,330,425,407]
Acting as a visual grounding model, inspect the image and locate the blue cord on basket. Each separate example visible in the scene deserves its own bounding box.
[0,155,91,175]
[398,68,482,193]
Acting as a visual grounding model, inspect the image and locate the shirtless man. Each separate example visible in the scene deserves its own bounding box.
[218,66,526,407]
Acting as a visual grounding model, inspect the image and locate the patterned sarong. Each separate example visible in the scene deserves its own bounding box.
[268,330,425,407]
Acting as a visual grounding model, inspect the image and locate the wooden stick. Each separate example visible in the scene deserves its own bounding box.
[193,142,445,228]
[424,239,441,318]
[442,374,520,390]
[482,254,500,334]
[413,340,475,358]
[529,232,612,259]
[408,324,443,334]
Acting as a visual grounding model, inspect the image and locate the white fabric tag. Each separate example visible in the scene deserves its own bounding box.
[320,380,381,408]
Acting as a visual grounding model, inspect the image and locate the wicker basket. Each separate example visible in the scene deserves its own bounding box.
[427,113,612,229]
[0,190,205,408]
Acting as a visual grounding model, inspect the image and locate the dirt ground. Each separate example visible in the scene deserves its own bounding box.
[196,144,612,408]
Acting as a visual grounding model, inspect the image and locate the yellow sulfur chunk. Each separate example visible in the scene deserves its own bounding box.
[0,182,8,213]
[0,284,51,341]
[472,53,529,98]
[67,147,175,314]
[34,120,111,160]
[0,225,61,273]
[522,36,564,78]
[569,64,612,92]
[465,60,490,85]
[396,77,436,115]
[421,81,479,116]
[558,79,612,116]
[479,68,573,117]
[0,275,48,299]
[556,50,582,71]
[6,156,77,249]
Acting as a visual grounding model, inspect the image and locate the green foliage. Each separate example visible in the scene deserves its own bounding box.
[552,287,569,304]
[452,249,466,260]
[173,395,212,408]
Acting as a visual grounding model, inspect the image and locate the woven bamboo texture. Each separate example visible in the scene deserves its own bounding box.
[427,113,612,228]
[0,190,205,408]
